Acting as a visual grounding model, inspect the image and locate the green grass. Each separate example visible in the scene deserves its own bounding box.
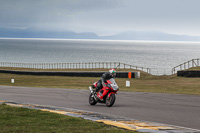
[120,75,200,95]
[0,68,200,95]
[0,104,137,133]
[187,66,200,70]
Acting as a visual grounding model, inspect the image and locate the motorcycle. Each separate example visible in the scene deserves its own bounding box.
[89,78,119,107]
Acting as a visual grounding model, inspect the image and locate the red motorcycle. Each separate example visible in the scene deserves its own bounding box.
[89,78,119,107]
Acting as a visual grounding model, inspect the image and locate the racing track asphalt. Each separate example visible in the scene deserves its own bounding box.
[0,86,200,130]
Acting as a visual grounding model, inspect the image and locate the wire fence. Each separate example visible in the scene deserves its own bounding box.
[172,58,200,74]
[0,62,151,74]
[2,59,199,75]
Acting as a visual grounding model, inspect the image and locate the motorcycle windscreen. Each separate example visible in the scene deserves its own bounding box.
[107,78,119,91]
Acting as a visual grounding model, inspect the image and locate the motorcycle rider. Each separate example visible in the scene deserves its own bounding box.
[94,69,116,93]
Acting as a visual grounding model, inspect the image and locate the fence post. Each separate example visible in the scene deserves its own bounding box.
[194,59,197,67]
[184,62,186,69]
[192,59,194,67]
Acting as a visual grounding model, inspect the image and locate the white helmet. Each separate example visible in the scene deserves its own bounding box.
[109,69,116,77]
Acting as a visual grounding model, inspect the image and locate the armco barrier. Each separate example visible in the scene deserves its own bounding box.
[177,70,200,77]
[0,70,140,78]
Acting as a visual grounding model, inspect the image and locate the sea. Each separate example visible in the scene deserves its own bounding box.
[0,38,200,75]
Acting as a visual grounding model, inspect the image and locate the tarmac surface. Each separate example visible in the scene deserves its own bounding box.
[0,86,200,131]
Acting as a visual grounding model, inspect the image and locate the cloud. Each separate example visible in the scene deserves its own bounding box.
[0,0,200,35]
[0,0,123,31]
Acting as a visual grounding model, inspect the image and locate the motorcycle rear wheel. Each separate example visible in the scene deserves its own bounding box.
[106,94,115,107]
[89,93,97,105]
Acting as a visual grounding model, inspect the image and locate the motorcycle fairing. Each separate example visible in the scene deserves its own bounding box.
[97,87,109,100]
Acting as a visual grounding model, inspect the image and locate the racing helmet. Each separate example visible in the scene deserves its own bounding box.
[109,69,116,77]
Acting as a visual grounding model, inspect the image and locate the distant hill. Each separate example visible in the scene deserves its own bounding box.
[0,27,99,39]
[1,27,200,41]
[100,31,200,41]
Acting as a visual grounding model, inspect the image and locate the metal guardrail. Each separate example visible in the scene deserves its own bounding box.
[0,62,151,74]
[172,58,200,74]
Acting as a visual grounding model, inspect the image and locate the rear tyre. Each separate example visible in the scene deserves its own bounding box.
[89,93,97,105]
[106,94,115,107]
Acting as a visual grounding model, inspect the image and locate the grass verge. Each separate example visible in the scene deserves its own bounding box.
[0,68,200,95]
[188,66,200,70]
[0,104,136,133]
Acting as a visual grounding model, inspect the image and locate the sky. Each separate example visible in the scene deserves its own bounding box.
[0,0,200,36]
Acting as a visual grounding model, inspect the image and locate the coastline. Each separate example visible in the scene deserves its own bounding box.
[1,37,200,44]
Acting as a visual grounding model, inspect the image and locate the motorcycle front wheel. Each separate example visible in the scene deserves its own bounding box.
[89,93,97,105]
[106,94,116,107]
